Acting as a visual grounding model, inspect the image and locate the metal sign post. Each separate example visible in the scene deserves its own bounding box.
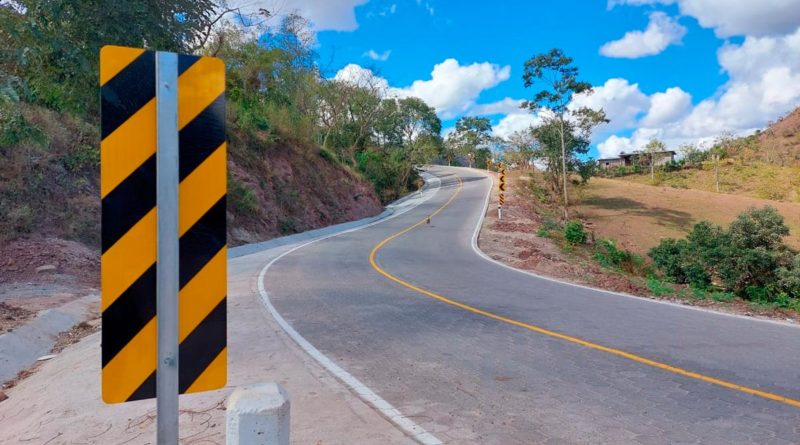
[101,46,227,445]
[155,51,180,445]
[498,164,506,220]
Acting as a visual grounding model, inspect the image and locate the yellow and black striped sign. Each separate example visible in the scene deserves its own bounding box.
[100,46,227,404]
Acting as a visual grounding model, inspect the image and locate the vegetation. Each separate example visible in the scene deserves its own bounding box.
[445,116,493,168]
[0,2,443,242]
[521,48,608,218]
[649,206,800,307]
[563,220,587,245]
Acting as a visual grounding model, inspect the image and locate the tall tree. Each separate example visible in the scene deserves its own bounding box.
[0,0,224,114]
[643,138,667,183]
[447,116,493,167]
[522,48,608,218]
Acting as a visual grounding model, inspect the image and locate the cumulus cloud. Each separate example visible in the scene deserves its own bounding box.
[600,12,687,58]
[608,0,800,37]
[569,78,650,134]
[363,49,391,61]
[228,0,368,32]
[492,113,542,139]
[469,98,525,116]
[333,59,511,119]
[641,87,692,126]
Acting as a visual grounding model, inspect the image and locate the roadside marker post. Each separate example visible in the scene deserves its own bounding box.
[100,45,227,443]
[498,164,506,219]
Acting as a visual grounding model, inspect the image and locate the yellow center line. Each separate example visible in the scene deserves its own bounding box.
[369,172,800,410]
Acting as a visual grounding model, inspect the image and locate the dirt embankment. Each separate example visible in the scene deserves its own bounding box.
[0,105,383,328]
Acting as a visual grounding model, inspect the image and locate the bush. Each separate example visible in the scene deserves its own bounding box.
[594,239,647,275]
[649,206,797,303]
[564,220,587,245]
[647,276,674,297]
[229,177,259,216]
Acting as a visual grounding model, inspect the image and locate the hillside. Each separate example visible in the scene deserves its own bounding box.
[609,106,800,201]
[575,177,800,255]
[0,105,383,249]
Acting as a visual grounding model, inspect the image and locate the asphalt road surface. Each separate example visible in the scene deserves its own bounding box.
[264,166,800,444]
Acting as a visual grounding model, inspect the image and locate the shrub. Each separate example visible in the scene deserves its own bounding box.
[647,276,674,297]
[228,177,259,215]
[649,206,796,303]
[564,220,587,245]
[594,239,647,275]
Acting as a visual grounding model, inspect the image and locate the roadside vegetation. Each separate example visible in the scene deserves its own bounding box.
[0,1,444,245]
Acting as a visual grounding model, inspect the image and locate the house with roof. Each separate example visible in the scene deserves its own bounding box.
[598,150,676,169]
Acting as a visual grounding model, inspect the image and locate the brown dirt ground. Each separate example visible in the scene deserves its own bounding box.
[0,237,99,332]
[478,170,799,323]
[574,177,800,255]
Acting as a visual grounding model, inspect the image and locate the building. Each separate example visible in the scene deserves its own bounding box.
[598,150,676,169]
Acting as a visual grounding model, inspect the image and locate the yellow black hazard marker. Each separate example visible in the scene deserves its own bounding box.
[100,46,226,404]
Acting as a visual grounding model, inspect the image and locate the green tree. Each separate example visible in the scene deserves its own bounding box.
[1,0,224,114]
[643,139,667,183]
[447,116,492,167]
[531,117,590,195]
[522,48,608,218]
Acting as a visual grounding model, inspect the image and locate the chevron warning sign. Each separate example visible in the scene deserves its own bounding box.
[498,164,506,205]
[100,46,227,404]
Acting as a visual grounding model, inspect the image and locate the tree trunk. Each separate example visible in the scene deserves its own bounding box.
[650,154,655,183]
[714,154,720,192]
[559,117,569,219]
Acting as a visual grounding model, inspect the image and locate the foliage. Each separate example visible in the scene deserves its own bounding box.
[1,0,222,115]
[445,116,493,167]
[577,158,597,184]
[594,239,647,275]
[563,220,587,245]
[649,206,799,303]
[521,48,608,216]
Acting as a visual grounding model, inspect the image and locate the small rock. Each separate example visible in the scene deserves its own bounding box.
[35,264,57,273]
[0,391,8,402]
[37,354,57,361]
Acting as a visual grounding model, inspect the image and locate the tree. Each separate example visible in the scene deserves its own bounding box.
[531,116,590,196]
[706,131,737,192]
[504,127,536,169]
[447,116,493,167]
[1,0,225,114]
[643,139,667,183]
[522,48,608,218]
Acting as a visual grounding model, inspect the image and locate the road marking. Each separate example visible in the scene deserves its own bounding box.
[370,170,800,410]
[258,173,444,445]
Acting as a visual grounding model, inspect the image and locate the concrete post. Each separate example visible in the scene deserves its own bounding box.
[226,383,290,445]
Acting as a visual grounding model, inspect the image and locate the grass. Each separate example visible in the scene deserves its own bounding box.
[575,177,800,255]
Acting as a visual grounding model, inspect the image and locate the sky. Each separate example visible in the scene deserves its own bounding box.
[248,0,800,159]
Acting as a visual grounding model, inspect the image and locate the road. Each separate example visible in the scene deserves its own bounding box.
[264,166,800,444]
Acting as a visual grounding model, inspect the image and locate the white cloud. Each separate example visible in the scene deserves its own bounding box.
[469,98,525,116]
[569,78,650,135]
[641,87,692,126]
[678,0,800,37]
[363,49,391,61]
[333,59,511,119]
[392,59,511,119]
[600,12,687,58]
[492,113,543,139]
[608,0,800,37]
[333,63,390,90]
[229,0,368,32]
[594,26,800,157]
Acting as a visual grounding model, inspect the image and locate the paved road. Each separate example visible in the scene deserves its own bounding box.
[264,166,800,444]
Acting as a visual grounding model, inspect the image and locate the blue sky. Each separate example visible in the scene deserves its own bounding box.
[254,0,800,159]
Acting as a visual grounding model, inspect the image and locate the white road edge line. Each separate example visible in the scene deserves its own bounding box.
[466,167,799,329]
[257,173,444,445]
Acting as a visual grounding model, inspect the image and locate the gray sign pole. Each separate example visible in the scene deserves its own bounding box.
[155,51,180,445]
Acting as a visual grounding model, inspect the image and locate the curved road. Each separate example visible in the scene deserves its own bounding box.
[264,166,800,444]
